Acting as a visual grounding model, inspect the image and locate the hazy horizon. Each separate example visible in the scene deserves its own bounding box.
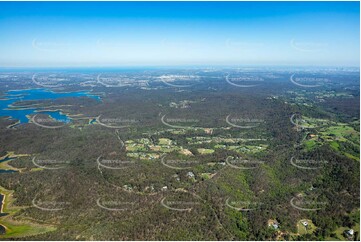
[0,1,359,67]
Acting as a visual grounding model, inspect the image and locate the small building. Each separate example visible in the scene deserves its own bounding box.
[301,221,308,227]
[161,186,168,191]
[123,184,132,191]
[186,171,195,178]
[172,174,180,182]
[272,223,279,230]
[345,229,354,238]
[268,220,279,230]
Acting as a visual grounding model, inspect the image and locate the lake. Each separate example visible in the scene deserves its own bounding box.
[0,88,100,124]
[0,156,17,174]
[0,193,7,235]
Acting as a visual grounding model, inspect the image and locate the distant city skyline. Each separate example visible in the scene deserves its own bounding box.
[0,1,359,67]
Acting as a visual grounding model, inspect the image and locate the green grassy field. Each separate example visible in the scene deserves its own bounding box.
[299,117,360,159]
[197,148,215,154]
[0,218,56,239]
[326,224,360,241]
[0,186,56,238]
[297,219,316,235]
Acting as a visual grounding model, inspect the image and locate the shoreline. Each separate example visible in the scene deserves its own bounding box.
[0,193,5,214]
[6,120,20,129]
[0,193,7,235]
[0,152,30,172]
[1,87,101,125]
[0,186,56,238]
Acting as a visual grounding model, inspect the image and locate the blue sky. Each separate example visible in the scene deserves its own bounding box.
[0,1,359,67]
